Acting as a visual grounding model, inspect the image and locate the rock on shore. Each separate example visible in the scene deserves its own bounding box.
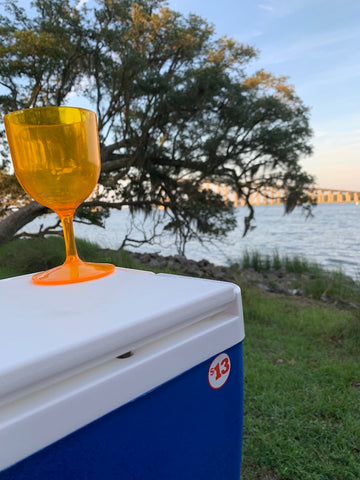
[130,251,233,282]
[128,250,359,310]
[129,250,303,296]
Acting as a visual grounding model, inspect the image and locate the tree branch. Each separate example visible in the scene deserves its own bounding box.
[0,201,49,244]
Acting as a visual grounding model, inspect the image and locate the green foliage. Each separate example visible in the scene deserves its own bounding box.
[0,0,315,252]
[0,0,85,113]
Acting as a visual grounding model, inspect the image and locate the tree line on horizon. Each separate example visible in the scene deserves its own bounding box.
[0,0,315,254]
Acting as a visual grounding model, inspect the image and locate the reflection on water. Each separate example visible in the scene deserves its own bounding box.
[23,203,360,279]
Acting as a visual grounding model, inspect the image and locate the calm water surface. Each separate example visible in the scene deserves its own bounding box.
[25,203,360,279]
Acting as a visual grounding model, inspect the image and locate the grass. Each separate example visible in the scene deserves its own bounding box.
[0,236,143,279]
[241,249,313,274]
[241,287,360,480]
[240,248,337,275]
[1,237,359,479]
[237,249,360,307]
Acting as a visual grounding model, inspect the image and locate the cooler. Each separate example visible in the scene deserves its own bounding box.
[0,268,245,479]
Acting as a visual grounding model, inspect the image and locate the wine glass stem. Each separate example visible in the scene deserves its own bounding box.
[60,214,80,264]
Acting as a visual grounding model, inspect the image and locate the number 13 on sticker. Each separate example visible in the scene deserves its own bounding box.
[208,353,231,389]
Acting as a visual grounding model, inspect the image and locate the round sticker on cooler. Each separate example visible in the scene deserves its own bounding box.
[208,353,231,389]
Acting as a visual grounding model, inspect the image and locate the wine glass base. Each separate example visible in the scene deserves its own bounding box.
[32,261,115,286]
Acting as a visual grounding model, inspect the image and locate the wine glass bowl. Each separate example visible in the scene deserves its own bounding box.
[4,106,115,285]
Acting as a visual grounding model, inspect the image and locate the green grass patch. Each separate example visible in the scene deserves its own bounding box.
[0,236,143,279]
[241,287,360,479]
[240,249,317,274]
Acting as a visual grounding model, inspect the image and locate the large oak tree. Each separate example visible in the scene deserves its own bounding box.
[0,0,314,253]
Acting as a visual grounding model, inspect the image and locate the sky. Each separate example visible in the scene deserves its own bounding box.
[11,0,360,191]
[168,0,360,191]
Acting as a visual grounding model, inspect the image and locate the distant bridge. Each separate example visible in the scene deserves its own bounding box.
[203,183,360,206]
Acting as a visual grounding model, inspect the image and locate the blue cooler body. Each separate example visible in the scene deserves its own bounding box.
[0,269,245,479]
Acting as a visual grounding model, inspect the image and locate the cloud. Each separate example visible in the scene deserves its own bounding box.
[258,27,360,67]
[257,0,319,19]
[258,3,274,12]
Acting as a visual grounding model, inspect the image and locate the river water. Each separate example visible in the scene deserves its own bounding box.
[24,203,360,279]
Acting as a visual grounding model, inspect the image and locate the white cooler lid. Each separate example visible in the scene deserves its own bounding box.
[0,268,244,403]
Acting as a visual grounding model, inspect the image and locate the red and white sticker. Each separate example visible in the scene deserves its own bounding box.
[208,353,231,389]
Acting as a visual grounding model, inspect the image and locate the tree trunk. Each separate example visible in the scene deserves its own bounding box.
[0,202,48,245]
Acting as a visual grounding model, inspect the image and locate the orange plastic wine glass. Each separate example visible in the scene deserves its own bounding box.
[4,106,115,285]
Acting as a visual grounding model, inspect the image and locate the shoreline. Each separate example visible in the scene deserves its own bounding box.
[1,235,358,309]
[125,250,359,309]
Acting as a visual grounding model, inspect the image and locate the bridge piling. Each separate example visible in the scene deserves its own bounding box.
[200,183,360,206]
